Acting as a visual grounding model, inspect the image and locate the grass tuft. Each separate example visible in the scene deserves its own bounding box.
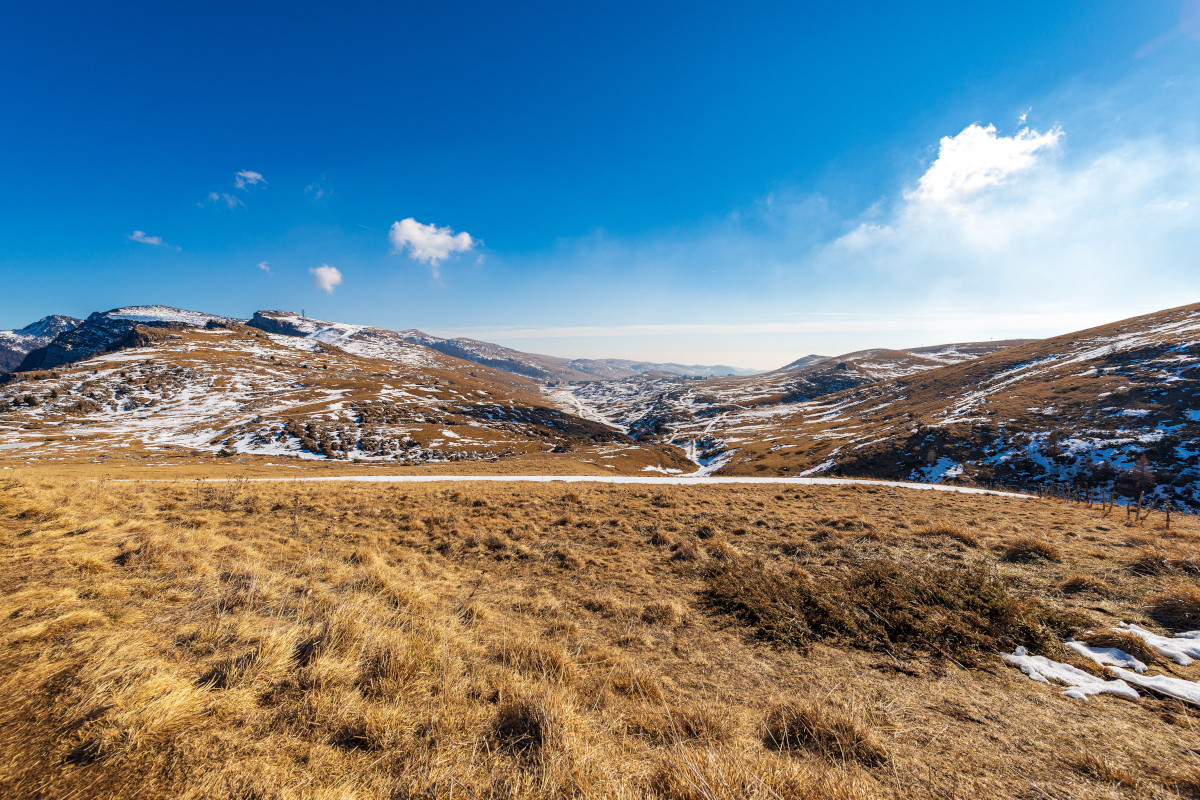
[763,699,887,767]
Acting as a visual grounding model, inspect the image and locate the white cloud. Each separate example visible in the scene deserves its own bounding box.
[257,261,271,274]
[234,170,266,189]
[126,230,179,250]
[207,191,244,209]
[823,122,1200,310]
[310,264,342,294]
[305,183,325,200]
[908,123,1062,206]
[389,217,475,277]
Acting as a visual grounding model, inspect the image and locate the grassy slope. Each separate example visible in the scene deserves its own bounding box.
[1,471,1199,799]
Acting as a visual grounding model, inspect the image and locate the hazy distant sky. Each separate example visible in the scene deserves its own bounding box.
[3,1,1199,369]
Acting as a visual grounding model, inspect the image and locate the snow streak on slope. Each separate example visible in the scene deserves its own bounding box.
[0,325,637,466]
[605,303,1200,506]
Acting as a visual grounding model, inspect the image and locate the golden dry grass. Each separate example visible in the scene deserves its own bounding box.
[1,471,1199,798]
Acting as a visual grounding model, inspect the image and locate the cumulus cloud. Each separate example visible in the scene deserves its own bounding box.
[234,170,266,189]
[310,264,342,294]
[126,230,179,250]
[824,121,1200,310]
[907,123,1062,206]
[257,261,271,274]
[389,217,475,277]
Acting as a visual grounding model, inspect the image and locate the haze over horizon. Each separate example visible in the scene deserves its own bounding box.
[3,2,1200,369]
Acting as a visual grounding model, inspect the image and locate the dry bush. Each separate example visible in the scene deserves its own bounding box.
[650,745,879,800]
[915,522,980,547]
[548,546,584,570]
[647,527,673,546]
[1146,584,1200,631]
[1080,629,1161,667]
[582,593,638,619]
[358,631,443,698]
[492,638,575,683]
[493,691,572,752]
[704,556,1058,663]
[669,540,702,562]
[642,600,684,626]
[1060,573,1112,596]
[625,703,735,745]
[763,699,887,767]
[1125,549,1180,576]
[203,630,297,690]
[1069,751,1138,789]
[705,538,740,562]
[1001,536,1061,563]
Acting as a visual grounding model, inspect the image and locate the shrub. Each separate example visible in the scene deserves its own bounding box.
[1081,629,1160,666]
[704,556,1057,663]
[1001,536,1061,563]
[1060,574,1112,596]
[763,700,887,766]
[1146,585,1200,631]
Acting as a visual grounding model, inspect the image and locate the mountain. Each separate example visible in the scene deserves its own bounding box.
[0,315,691,471]
[647,304,1200,505]
[17,306,238,371]
[0,315,82,371]
[554,338,1034,442]
[248,311,755,381]
[395,328,756,381]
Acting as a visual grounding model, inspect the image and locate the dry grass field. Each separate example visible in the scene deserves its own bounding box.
[2,469,1199,799]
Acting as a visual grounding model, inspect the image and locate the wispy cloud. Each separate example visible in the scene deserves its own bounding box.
[206,191,244,209]
[125,230,180,250]
[305,182,325,200]
[257,261,272,274]
[234,170,266,189]
[310,264,342,294]
[388,217,475,278]
[202,170,265,209]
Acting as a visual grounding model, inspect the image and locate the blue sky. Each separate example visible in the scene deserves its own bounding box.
[2,1,1199,368]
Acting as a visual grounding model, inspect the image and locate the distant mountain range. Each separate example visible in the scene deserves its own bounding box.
[5,307,757,380]
[3,301,1196,507]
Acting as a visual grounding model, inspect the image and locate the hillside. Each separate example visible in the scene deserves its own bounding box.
[3,472,1199,799]
[17,306,237,371]
[553,339,1032,446]
[394,326,755,381]
[0,317,691,473]
[0,315,82,371]
[652,304,1200,505]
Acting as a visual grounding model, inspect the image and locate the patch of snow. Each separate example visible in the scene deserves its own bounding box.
[1119,623,1200,666]
[1002,647,1139,700]
[1065,639,1147,673]
[1106,667,1200,707]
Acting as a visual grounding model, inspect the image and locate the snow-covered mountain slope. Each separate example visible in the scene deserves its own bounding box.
[649,303,1200,506]
[397,329,758,381]
[248,310,448,369]
[248,311,756,381]
[0,315,82,371]
[0,322,683,470]
[550,339,1031,443]
[17,306,238,371]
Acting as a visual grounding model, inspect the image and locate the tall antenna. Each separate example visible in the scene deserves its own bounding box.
[301,308,306,319]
